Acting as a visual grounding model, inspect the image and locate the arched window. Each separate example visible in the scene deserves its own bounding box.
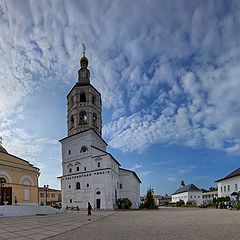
[80,92,86,102]
[70,115,74,128]
[70,96,74,106]
[92,95,95,105]
[79,111,87,123]
[93,113,97,126]
[76,182,80,190]
[80,146,88,153]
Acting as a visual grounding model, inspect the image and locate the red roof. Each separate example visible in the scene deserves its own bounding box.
[215,168,240,182]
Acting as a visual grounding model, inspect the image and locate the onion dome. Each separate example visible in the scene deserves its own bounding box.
[80,56,88,68]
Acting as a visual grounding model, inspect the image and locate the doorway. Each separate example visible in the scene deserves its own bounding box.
[0,187,12,205]
[96,199,101,209]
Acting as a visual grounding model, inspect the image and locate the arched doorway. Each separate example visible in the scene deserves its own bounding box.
[95,189,102,209]
[0,177,12,205]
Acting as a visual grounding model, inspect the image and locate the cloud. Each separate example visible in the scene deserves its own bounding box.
[139,171,151,176]
[0,0,240,174]
[130,163,143,171]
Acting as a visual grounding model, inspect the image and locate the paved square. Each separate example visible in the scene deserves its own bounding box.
[0,210,114,240]
[1,208,240,240]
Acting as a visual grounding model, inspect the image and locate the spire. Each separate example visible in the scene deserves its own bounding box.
[82,43,86,57]
[180,180,185,188]
[78,43,90,83]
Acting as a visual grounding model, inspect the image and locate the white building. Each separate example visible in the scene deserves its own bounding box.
[215,168,240,200]
[59,52,141,210]
[202,191,218,204]
[172,180,203,206]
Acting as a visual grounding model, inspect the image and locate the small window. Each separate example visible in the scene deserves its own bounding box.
[79,111,87,123]
[70,115,74,127]
[221,187,222,192]
[69,168,72,173]
[40,193,44,197]
[227,185,230,192]
[80,146,88,153]
[98,162,100,168]
[92,95,95,104]
[70,199,72,203]
[96,191,101,195]
[76,182,80,190]
[80,92,86,102]
[77,167,79,171]
[69,185,71,189]
[86,183,89,187]
[68,150,71,155]
[71,96,74,106]
[84,167,86,171]
[93,113,97,126]
[235,184,238,191]
[224,186,226,192]
[51,193,55,198]
[120,184,122,189]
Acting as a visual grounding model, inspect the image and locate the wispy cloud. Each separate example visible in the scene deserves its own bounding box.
[139,171,151,176]
[130,163,143,171]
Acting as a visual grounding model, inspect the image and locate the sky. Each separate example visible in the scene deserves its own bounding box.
[0,0,240,195]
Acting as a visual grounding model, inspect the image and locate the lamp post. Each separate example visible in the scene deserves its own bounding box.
[44,185,49,206]
[0,178,6,206]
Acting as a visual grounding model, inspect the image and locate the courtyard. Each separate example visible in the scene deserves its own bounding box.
[0,208,240,240]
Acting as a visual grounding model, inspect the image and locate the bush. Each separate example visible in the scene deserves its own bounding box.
[176,199,185,207]
[235,203,240,210]
[117,198,132,209]
[164,201,169,207]
[186,201,193,206]
[139,203,145,209]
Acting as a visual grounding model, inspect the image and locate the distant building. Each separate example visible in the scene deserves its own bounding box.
[0,141,40,205]
[153,195,172,205]
[38,187,61,206]
[215,168,240,200]
[202,191,218,204]
[172,180,203,206]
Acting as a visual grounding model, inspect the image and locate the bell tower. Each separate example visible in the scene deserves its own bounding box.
[67,45,102,137]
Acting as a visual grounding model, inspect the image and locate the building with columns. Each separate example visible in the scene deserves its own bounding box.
[59,51,141,210]
[0,141,40,205]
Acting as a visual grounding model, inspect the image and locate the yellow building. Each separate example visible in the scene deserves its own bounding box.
[0,142,40,205]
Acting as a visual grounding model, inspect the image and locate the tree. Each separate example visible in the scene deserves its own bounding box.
[142,187,157,209]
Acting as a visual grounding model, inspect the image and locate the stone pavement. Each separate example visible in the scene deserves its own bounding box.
[49,208,240,240]
[0,210,114,240]
[1,208,240,240]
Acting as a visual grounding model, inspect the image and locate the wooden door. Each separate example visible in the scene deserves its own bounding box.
[96,199,101,209]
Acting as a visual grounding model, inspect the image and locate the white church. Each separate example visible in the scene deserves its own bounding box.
[59,50,141,210]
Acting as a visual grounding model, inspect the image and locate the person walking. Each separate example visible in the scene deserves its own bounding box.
[87,202,92,216]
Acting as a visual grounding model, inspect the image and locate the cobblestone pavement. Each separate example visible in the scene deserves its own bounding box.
[48,208,240,240]
[0,210,114,240]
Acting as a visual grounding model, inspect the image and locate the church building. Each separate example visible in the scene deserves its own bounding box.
[0,140,40,205]
[59,50,141,209]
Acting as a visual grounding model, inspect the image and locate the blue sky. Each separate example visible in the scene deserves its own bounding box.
[0,0,240,195]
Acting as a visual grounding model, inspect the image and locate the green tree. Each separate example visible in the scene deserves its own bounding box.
[143,187,157,209]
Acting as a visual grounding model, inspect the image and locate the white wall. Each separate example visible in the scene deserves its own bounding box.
[217,175,240,197]
[172,191,203,206]
[119,169,140,209]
